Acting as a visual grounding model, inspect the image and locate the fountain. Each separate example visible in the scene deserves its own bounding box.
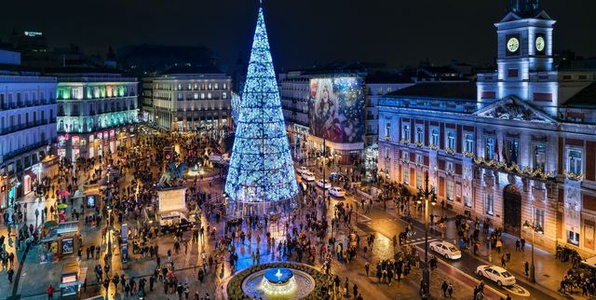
[258,268,297,295]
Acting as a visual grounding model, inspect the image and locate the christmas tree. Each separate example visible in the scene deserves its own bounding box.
[225,4,299,204]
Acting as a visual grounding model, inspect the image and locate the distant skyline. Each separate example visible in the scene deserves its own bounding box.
[2,0,595,69]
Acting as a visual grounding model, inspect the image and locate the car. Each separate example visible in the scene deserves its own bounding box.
[475,265,516,287]
[301,171,315,182]
[296,166,309,174]
[328,187,346,198]
[429,241,462,260]
[316,179,331,189]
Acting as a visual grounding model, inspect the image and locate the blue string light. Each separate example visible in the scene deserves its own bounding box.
[225,7,299,204]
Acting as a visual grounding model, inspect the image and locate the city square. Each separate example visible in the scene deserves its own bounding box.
[1,0,596,300]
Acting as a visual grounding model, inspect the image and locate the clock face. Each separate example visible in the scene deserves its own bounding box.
[507,37,520,53]
[535,36,545,52]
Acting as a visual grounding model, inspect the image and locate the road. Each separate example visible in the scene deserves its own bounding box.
[305,172,558,300]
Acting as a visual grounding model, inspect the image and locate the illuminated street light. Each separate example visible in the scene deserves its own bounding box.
[523,220,544,283]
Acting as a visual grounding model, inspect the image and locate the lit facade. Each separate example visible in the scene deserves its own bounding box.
[225,5,298,205]
[144,66,232,135]
[0,63,57,207]
[378,3,596,255]
[53,71,139,160]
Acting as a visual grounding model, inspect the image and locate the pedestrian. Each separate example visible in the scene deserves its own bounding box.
[364,261,370,277]
[7,267,14,283]
[442,280,448,297]
[150,274,155,291]
[524,261,530,277]
[515,239,521,251]
[47,284,55,300]
[353,283,358,298]
[501,254,506,267]
[447,282,454,298]
[520,237,526,251]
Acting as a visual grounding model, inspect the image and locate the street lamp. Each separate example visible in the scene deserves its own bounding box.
[523,220,543,283]
[416,171,437,299]
[107,207,113,258]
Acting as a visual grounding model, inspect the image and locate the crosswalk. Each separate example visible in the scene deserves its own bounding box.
[407,237,438,246]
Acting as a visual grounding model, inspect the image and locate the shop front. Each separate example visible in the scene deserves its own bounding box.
[40,221,81,263]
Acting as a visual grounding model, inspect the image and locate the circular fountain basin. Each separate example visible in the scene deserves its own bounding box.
[242,267,315,300]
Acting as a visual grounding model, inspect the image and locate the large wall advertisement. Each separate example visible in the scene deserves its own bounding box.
[309,77,365,144]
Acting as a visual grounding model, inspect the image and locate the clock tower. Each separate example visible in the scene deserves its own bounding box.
[477,0,559,116]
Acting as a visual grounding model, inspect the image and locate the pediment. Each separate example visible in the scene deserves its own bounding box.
[474,96,557,124]
[499,12,522,23]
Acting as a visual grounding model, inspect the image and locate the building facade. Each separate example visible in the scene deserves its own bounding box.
[0,54,57,207]
[145,66,232,136]
[279,70,413,180]
[378,3,596,255]
[53,70,139,161]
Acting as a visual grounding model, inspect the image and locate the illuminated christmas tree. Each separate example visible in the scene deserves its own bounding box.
[225,4,298,205]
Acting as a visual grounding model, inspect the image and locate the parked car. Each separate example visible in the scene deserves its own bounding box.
[316,179,331,189]
[429,241,462,260]
[296,166,309,175]
[475,265,516,287]
[301,171,315,182]
[328,187,346,198]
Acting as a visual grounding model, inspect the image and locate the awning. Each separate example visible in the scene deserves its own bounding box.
[582,256,596,269]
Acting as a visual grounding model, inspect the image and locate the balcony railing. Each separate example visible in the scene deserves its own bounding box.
[2,140,48,163]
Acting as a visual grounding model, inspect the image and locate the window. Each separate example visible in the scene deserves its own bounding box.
[431,129,439,147]
[447,131,455,150]
[446,180,454,201]
[568,149,582,175]
[464,196,472,208]
[403,165,409,184]
[177,84,182,90]
[223,83,227,89]
[402,125,410,141]
[208,83,212,90]
[568,230,579,246]
[534,208,545,229]
[177,93,183,100]
[485,194,494,215]
[506,139,519,164]
[194,83,198,90]
[416,127,424,144]
[193,93,199,100]
[416,171,422,188]
[222,92,227,99]
[465,134,474,153]
[534,144,546,170]
[201,93,205,100]
[385,123,391,140]
[402,151,409,184]
[207,93,212,99]
[485,137,495,160]
[214,83,219,89]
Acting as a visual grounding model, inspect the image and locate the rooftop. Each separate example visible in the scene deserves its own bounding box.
[563,81,596,107]
[160,65,224,76]
[386,81,477,100]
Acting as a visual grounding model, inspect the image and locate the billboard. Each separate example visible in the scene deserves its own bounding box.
[309,77,365,143]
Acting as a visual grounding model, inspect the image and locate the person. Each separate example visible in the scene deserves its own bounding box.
[47,284,55,300]
[364,261,369,277]
[506,294,512,300]
[524,261,530,277]
[447,282,454,298]
[7,267,14,283]
[442,280,448,297]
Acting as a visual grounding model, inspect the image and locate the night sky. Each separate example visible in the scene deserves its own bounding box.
[3,0,595,69]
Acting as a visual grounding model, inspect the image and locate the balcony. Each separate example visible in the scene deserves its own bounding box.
[2,140,48,163]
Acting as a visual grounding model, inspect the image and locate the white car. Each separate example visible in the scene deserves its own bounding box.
[316,179,331,189]
[296,166,309,175]
[328,187,346,198]
[429,241,462,260]
[301,171,315,182]
[475,265,516,287]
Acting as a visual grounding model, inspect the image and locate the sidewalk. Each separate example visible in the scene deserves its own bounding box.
[377,200,577,299]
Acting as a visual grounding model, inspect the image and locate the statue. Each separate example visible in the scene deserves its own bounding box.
[157,163,187,188]
[508,0,540,16]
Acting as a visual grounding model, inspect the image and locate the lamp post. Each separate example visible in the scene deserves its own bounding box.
[523,220,543,283]
[416,171,437,299]
[107,207,113,258]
